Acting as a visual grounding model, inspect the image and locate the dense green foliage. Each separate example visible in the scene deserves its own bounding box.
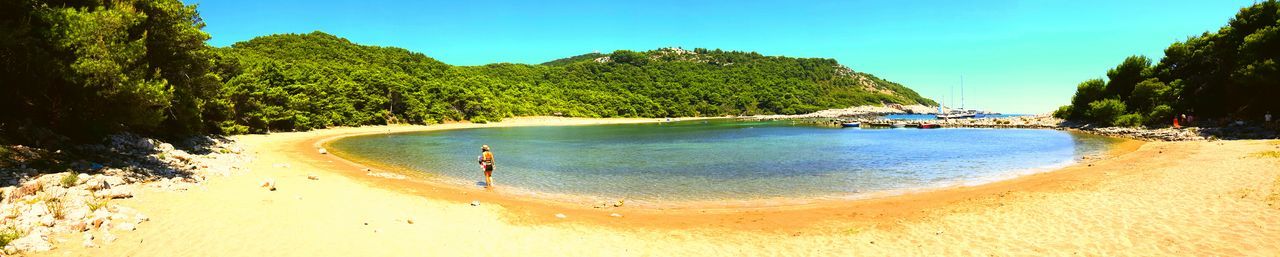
[211,33,936,133]
[1057,1,1280,127]
[1,0,220,141]
[1,0,935,142]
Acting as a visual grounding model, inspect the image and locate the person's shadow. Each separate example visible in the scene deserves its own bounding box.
[475,181,488,187]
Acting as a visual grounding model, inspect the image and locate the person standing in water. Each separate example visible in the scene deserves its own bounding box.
[478,145,495,188]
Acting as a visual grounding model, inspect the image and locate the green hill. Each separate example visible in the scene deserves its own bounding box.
[0,0,937,142]
[213,32,936,133]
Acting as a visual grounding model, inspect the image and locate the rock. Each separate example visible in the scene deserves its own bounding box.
[307,174,319,180]
[100,186,133,199]
[261,179,276,191]
[318,148,328,154]
[28,204,50,217]
[157,143,175,152]
[406,219,414,224]
[39,216,55,227]
[554,213,567,219]
[610,213,623,218]
[83,178,110,191]
[65,207,89,221]
[9,232,52,252]
[470,200,480,206]
[115,222,136,231]
[613,200,625,207]
[101,231,116,243]
[102,176,126,187]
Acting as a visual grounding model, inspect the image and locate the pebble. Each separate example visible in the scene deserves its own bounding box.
[115,222,136,231]
[318,148,328,154]
[261,179,276,191]
[610,213,623,218]
[555,213,567,219]
[470,200,480,206]
[307,174,319,180]
[82,232,96,248]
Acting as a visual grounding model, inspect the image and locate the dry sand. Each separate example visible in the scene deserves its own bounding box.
[34,117,1280,256]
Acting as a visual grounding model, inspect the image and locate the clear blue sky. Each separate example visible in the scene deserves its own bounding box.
[190,0,1256,114]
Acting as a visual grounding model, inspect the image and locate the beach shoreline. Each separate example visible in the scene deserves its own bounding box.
[316,124,1135,210]
[33,117,1280,256]
[304,121,1146,231]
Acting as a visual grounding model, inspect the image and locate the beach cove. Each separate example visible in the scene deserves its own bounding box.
[33,117,1280,256]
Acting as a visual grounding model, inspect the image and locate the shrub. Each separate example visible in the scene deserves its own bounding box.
[0,227,21,247]
[1114,113,1145,127]
[88,198,110,212]
[43,196,65,219]
[1146,105,1175,127]
[1085,99,1127,126]
[60,172,79,188]
[1052,105,1072,119]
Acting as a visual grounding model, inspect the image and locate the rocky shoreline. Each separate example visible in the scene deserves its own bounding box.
[0,134,249,254]
[751,105,1277,141]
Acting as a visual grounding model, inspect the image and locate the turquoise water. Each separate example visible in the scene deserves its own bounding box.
[328,119,1119,202]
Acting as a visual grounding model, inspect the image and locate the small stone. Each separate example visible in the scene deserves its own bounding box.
[82,232,96,248]
[307,174,319,180]
[9,230,52,252]
[470,200,480,206]
[261,179,276,191]
[406,219,414,224]
[318,148,328,154]
[554,213,567,219]
[102,232,117,243]
[609,213,623,218]
[115,222,136,231]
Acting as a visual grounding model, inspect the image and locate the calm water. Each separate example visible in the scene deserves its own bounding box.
[328,119,1119,202]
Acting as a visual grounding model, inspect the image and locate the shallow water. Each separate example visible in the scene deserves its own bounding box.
[328,119,1120,202]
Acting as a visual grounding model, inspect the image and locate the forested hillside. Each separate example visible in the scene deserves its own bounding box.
[0,0,934,144]
[1055,1,1279,127]
[213,32,935,133]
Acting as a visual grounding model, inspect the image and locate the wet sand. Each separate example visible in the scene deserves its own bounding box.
[35,117,1280,256]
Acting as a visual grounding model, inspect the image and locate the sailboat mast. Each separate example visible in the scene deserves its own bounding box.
[961,76,965,111]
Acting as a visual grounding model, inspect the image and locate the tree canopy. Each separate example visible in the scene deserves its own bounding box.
[1,0,935,143]
[1,0,219,142]
[1056,1,1280,127]
[210,34,937,133]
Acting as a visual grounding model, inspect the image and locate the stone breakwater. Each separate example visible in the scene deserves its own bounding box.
[0,134,249,254]
[785,113,1277,142]
[1083,127,1207,141]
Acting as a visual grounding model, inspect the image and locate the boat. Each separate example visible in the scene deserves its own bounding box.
[918,124,942,129]
[840,122,860,128]
[936,112,976,119]
[891,123,906,128]
[866,121,893,127]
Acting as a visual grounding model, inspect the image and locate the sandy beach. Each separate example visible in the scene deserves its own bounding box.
[32,117,1280,256]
